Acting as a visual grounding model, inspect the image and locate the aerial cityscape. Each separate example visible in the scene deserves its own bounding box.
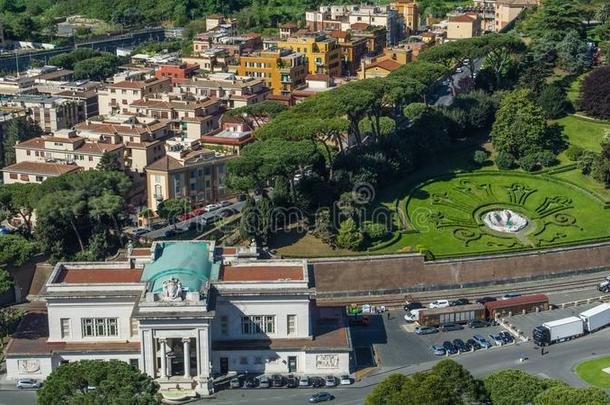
[0,0,610,404]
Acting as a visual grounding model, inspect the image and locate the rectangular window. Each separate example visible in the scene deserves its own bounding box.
[129,358,139,369]
[81,318,118,337]
[36,176,44,182]
[60,318,71,338]
[220,315,228,336]
[241,315,275,335]
[287,315,296,335]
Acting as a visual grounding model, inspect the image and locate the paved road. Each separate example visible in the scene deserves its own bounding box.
[432,59,483,107]
[140,201,245,240]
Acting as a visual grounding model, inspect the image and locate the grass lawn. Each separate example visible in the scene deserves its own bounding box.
[269,227,361,257]
[556,115,610,153]
[576,356,610,388]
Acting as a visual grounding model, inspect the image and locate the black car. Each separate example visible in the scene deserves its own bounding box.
[499,331,514,343]
[404,302,423,311]
[476,296,497,304]
[311,377,325,388]
[441,323,464,332]
[286,375,298,388]
[466,338,481,350]
[443,340,458,354]
[468,320,490,329]
[244,377,259,388]
[452,338,470,353]
[271,375,284,388]
[451,298,470,306]
[164,229,176,238]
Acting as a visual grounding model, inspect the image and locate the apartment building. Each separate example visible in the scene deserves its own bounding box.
[175,74,270,109]
[237,49,308,95]
[194,32,262,57]
[53,90,99,118]
[145,139,232,211]
[278,33,342,77]
[391,0,419,33]
[98,77,173,116]
[75,115,171,174]
[129,95,222,138]
[278,23,299,39]
[200,115,255,155]
[155,64,200,86]
[5,95,86,133]
[347,5,404,45]
[495,0,538,32]
[350,23,387,57]
[329,31,368,76]
[2,161,82,184]
[447,13,482,40]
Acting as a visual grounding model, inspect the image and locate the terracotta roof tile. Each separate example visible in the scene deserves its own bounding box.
[145,155,183,172]
[448,14,477,23]
[2,161,82,176]
[366,59,402,71]
[220,265,304,281]
[306,73,330,81]
[350,23,371,30]
[57,268,143,284]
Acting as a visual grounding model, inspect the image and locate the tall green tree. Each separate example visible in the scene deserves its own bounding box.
[37,360,161,405]
[484,369,563,405]
[533,385,610,405]
[97,152,123,171]
[2,117,43,166]
[336,217,363,250]
[0,183,38,234]
[0,235,37,268]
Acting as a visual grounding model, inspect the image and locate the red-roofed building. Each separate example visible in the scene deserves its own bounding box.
[155,63,199,85]
[484,294,549,318]
[359,58,402,79]
[447,13,482,40]
[98,77,172,116]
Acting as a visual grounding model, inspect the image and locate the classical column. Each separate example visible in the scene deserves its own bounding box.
[159,338,167,379]
[182,338,191,378]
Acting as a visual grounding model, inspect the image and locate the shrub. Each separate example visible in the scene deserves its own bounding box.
[473,150,488,165]
[565,145,584,161]
[520,153,541,172]
[537,83,570,119]
[495,151,515,170]
[578,150,598,175]
[364,222,388,241]
[336,218,364,250]
[579,66,610,119]
[537,150,557,167]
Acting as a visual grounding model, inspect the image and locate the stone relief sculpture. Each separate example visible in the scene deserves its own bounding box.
[316,354,339,369]
[162,277,183,301]
[18,359,41,374]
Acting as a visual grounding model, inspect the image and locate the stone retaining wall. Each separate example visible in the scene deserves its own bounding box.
[312,242,610,296]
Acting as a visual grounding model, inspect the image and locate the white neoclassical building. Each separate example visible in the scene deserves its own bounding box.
[5,241,352,398]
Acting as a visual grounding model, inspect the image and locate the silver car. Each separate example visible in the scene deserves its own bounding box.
[257,375,270,388]
[16,379,40,389]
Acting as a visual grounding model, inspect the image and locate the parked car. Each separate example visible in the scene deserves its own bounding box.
[429,299,450,309]
[258,375,270,388]
[16,379,40,389]
[473,334,492,349]
[230,377,241,389]
[415,326,439,335]
[431,345,446,356]
[309,392,334,403]
[442,340,458,355]
[299,376,310,387]
[499,331,514,343]
[599,280,610,293]
[476,297,497,304]
[404,302,423,312]
[441,323,464,332]
[340,375,352,385]
[325,375,337,387]
[178,212,193,222]
[451,298,470,306]
[489,333,505,346]
[205,203,222,212]
[220,200,232,207]
[404,309,423,323]
[502,292,522,300]
[286,375,298,388]
[245,377,259,388]
[468,320,490,329]
[192,208,207,216]
[218,208,235,218]
[271,374,284,387]
[467,338,481,350]
[131,227,150,236]
[163,229,176,238]
[311,377,325,388]
[453,338,469,353]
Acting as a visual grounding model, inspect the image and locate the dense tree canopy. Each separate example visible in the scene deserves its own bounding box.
[579,66,610,119]
[0,235,37,268]
[37,360,161,405]
[0,183,39,234]
[1,117,43,166]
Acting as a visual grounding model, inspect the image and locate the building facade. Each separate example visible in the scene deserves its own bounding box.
[277,33,342,77]
[98,78,173,116]
[237,49,308,96]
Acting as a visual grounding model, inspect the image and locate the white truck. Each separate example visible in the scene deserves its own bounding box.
[579,303,610,333]
[532,316,584,346]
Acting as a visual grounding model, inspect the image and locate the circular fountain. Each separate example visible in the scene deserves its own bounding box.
[482,209,528,233]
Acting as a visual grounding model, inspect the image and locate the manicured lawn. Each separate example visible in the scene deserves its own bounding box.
[395,171,610,257]
[566,73,587,108]
[576,356,610,388]
[556,115,610,153]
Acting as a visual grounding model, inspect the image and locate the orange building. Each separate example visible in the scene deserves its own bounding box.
[155,63,199,85]
[391,0,419,33]
[330,31,368,76]
[237,49,307,96]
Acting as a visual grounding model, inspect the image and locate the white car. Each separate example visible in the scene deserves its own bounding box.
[205,203,222,212]
[404,308,423,322]
[16,379,40,389]
[340,375,352,385]
[429,300,450,309]
[299,375,310,387]
[325,375,337,387]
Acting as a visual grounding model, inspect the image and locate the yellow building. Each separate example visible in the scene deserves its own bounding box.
[358,59,402,79]
[391,0,419,33]
[377,45,413,65]
[237,49,307,96]
[447,14,481,40]
[277,33,342,77]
